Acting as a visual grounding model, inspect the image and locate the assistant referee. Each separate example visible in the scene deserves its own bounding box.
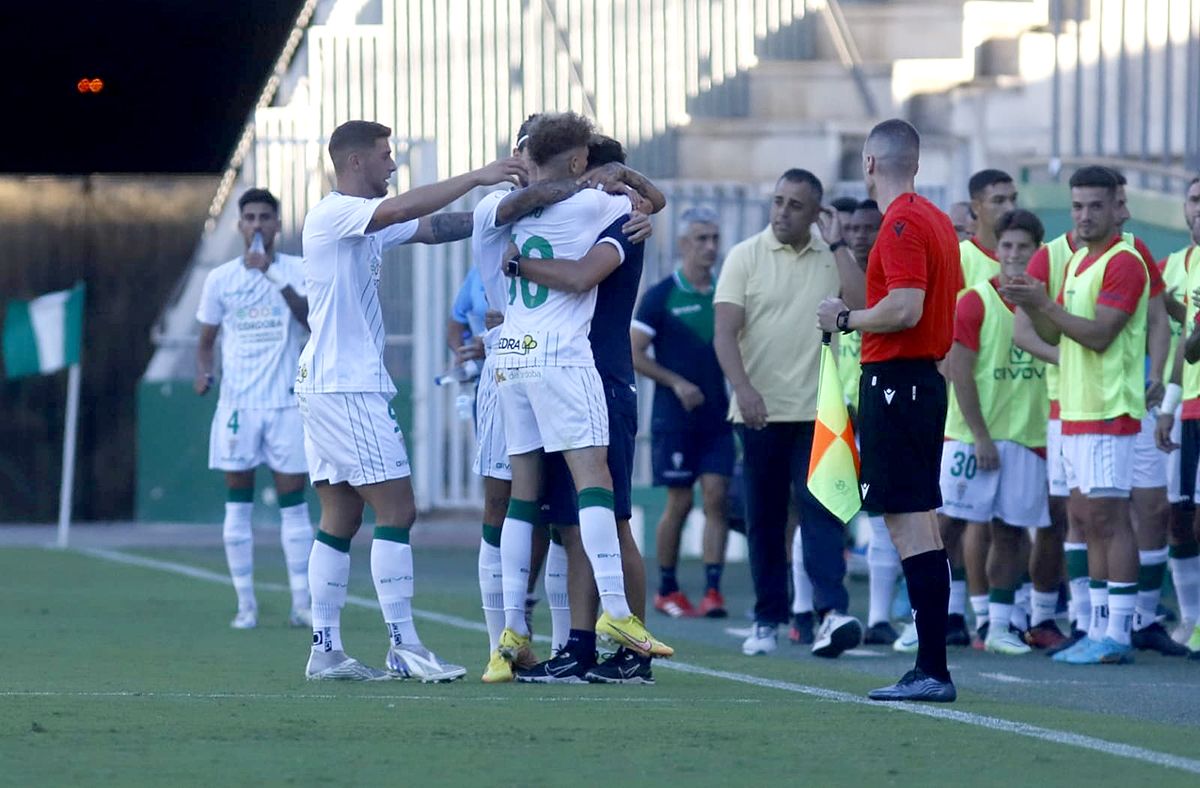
[817,119,963,702]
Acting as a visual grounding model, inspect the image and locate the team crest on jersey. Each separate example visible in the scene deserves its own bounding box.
[297,364,308,383]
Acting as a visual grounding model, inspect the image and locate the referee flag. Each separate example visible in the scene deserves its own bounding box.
[807,333,861,523]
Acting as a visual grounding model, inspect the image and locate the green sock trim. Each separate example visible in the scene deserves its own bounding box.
[1108,582,1138,595]
[277,489,306,509]
[227,487,254,503]
[577,487,615,510]
[549,525,563,546]
[482,524,502,548]
[373,525,410,544]
[950,566,966,582]
[506,498,540,524]
[1066,551,1090,580]
[1088,579,1106,590]
[1169,543,1200,560]
[988,587,1016,604]
[1137,563,1166,591]
[315,530,352,553]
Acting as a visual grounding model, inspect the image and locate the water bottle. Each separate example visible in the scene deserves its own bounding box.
[249,230,265,255]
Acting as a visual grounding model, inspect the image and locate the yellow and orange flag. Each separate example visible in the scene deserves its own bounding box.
[807,333,861,523]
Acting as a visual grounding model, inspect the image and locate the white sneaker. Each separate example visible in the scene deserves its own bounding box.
[385,644,467,683]
[230,608,258,630]
[893,621,919,654]
[1171,618,1196,645]
[985,627,1033,655]
[305,649,390,681]
[741,624,778,656]
[812,613,863,658]
[288,608,313,628]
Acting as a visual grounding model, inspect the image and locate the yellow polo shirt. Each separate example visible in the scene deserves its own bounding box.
[714,226,841,423]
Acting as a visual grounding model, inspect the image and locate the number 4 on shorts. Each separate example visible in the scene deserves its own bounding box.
[226,410,239,434]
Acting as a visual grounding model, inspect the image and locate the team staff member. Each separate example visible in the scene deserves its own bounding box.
[715,168,865,659]
[818,118,963,702]
[632,206,733,620]
[948,202,976,242]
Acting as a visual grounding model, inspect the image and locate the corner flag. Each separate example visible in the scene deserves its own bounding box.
[807,333,861,523]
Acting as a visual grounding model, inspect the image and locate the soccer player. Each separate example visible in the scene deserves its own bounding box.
[959,169,1017,289]
[948,201,976,242]
[631,206,733,619]
[195,187,314,630]
[942,209,1052,656]
[489,112,671,679]
[297,119,525,681]
[818,118,963,702]
[832,196,860,231]
[1153,174,1200,651]
[1004,165,1146,666]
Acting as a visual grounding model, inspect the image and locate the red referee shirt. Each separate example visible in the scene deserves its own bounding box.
[861,193,964,363]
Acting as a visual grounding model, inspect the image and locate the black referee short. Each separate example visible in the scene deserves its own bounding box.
[857,358,947,514]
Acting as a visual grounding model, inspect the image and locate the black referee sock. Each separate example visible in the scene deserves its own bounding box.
[902,548,951,682]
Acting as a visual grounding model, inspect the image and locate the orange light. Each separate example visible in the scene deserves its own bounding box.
[88,78,104,93]
[77,78,104,94]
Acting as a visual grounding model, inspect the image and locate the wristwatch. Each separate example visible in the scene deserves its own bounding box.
[829,239,848,253]
[504,254,521,278]
[836,310,853,334]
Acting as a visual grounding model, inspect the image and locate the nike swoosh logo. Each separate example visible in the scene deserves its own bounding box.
[608,624,653,653]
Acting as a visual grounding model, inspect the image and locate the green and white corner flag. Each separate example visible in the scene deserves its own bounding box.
[3,282,85,378]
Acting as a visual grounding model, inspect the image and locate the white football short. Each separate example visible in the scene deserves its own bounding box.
[938,439,1050,527]
[1060,433,1135,498]
[1046,417,1069,498]
[297,391,410,486]
[1132,411,1168,490]
[208,404,307,474]
[496,365,609,455]
[472,354,511,480]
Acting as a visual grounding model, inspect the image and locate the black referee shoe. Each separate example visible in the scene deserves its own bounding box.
[516,649,593,684]
[585,647,654,685]
[868,668,957,703]
[1131,622,1189,657]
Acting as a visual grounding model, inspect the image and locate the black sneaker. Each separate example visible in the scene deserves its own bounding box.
[584,647,654,685]
[1131,622,1190,656]
[867,668,957,703]
[788,611,815,645]
[516,650,594,684]
[1045,627,1086,657]
[863,621,899,646]
[945,614,971,647]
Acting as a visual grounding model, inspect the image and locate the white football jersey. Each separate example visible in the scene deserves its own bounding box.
[495,189,631,369]
[296,192,418,395]
[196,253,307,409]
[471,188,512,352]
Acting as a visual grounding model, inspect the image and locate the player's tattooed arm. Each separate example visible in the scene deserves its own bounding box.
[494,179,581,226]
[408,212,474,244]
[578,163,666,214]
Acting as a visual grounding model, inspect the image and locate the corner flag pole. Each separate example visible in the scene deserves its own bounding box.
[56,361,81,548]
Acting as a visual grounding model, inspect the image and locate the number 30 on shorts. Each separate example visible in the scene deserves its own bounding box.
[949,450,977,480]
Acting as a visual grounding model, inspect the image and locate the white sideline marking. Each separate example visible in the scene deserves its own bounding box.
[979,672,1034,684]
[0,689,756,704]
[76,548,1200,776]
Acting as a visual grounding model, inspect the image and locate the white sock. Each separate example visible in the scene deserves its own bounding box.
[1065,541,1090,630]
[222,502,256,612]
[545,540,570,653]
[371,534,419,647]
[1087,584,1109,642]
[1030,590,1059,627]
[790,527,813,615]
[279,502,314,612]
[1107,583,1136,645]
[948,579,967,617]
[579,491,632,620]
[309,538,350,653]
[987,601,1013,640]
[1011,582,1032,631]
[478,537,504,652]
[970,594,989,634]
[1135,547,1169,630]
[500,508,534,636]
[1169,553,1200,623]
[867,517,899,626]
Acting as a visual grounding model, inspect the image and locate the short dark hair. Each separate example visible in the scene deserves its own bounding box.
[995,209,1045,246]
[831,196,859,214]
[1069,165,1119,193]
[515,114,541,150]
[526,112,594,167]
[1189,175,1200,189]
[238,188,279,215]
[587,135,626,167]
[856,199,881,213]
[328,120,391,169]
[968,169,1014,200]
[778,168,824,199]
[866,119,920,176]
[1108,168,1127,186]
